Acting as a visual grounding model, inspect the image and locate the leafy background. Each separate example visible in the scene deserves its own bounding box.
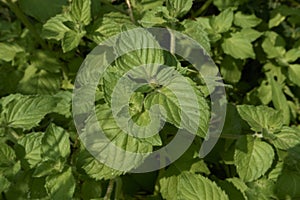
[0,0,300,199]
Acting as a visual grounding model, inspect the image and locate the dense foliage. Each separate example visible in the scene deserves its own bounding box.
[0,0,300,199]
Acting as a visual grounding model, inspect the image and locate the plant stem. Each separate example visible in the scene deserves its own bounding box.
[3,0,48,49]
[194,0,213,17]
[104,179,115,200]
[125,0,135,23]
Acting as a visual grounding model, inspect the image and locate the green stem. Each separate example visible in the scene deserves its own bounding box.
[194,0,213,17]
[104,179,115,200]
[3,0,48,49]
[114,177,123,200]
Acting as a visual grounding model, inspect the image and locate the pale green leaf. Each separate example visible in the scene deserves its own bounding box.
[222,35,255,59]
[237,105,282,133]
[288,64,300,87]
[42,123,70,160]
[234,136,274,182]
[0,42,23,62]
[1,95,58,130]
[88,12,132,44]
[269,12,286,28]
[181,19,211,53]
[42,14,71,40]
[211,8,234,33]
[62,30,84,52]
[139,6,177,27]
[167,0,193,18]
[70,0,91,25]
[262,31,286,59]
[284,48,300,63]
[272,126,300,150]
[160,171,228,200]
[45,167,75,199]
[234,11,262,28]
[233,28,262,42]
[17,132,43,168]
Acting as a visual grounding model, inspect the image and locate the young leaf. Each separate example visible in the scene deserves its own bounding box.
[211,8,234,33]
[70,0,91,26]
[0,43,23,62]
[166,0,193,18]
[234,136,274,182]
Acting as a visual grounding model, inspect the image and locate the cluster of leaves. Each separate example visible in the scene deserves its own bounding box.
[0,0,300,199]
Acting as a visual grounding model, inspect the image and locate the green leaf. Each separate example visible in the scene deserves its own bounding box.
[77,150,123,180]
[52,91,72,118]
[220,55,243,83]
[234,11,262,28]
[45,167,75,199]
[166,0,193,18]
[272,126,300,150]
[139,6,177,27]
[0,42,23,62]
[42,14,71,40]
[234,136,274,182]
[70,0,91,25]
[181,19,211,53]
[276,169,300,199]
[284,48,300,63]
[0,143,16,169]
[288,64,300,87]
[232,28,262,42]
[18,65,61,95]
[18,0,68,22]
[1,95,58,130]
[88,12,132,44]
[159,171,229,200]
[17,132,43,168]
[81,179,102,200]
[80,104,153,177]
[211,8,234,33]
[269,76,290,125]
[237,105,282,133]
[246,178,276,200]
[222,34,255,59]
[269,12,286,28]
[262,31,286,59]
[143,67,210,137]
[62,30,84,53]
[0,174,10,193]
[42,123,70,160]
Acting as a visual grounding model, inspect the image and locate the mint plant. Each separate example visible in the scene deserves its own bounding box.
[0,0,299,199]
